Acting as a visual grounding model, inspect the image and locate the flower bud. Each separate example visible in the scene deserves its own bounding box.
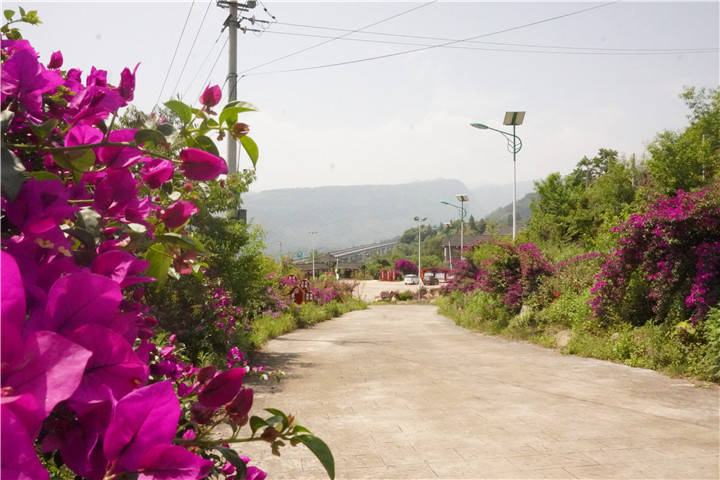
[231,122,249,139]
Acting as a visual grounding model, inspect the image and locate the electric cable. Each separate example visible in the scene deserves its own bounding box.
[244,1,623,77]
[154,1,195,109]
[197,36,229,101]
[239,0,439,75]
[183,30,224,100]
[257,29,716,56]
[171,0,213,100]
[274,20,717,54]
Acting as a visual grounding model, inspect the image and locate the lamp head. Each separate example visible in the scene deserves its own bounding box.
[470,123,488,129]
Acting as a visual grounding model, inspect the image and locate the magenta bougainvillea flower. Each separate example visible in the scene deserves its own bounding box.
[118,63,139,101]
[40,271,122,334]
[92,249,154,287]
[103,381,181,470]
[141,157,174,189]
[179,148,228,181]
[65,124,104,147]
[226,387,253,425]
[94,168,140,216]
[47,50,63,69]
[3,179,76,235]
[95,129,143,167]
[0,47,62,116]
[198,368,245,408]
[199,84,222,108]
[66,324,148,404]
[2,329,92,437]
[162,199,198,229]
[137,444,214,480]
[2,409,50,480]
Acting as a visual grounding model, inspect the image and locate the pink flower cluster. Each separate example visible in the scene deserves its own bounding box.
[443,240,553,309]
[0,36,262,479]
[590,184,720,324]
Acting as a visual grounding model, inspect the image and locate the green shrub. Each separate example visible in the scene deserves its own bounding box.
[396,290,415,301]
[536,288,594,330]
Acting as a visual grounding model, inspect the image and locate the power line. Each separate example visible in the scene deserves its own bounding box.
[155,1,195,109]
[244,1,622,77]
[197,36,229,101]
[256,29,717,56]
[274,20,717,54]
[171,0,213,100]
[240,0,439,75]
[183,30,224,100]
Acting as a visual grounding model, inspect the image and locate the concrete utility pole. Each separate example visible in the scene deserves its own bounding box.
[227,1,238,174]
[309,231,318,278]
[217,0,269,173]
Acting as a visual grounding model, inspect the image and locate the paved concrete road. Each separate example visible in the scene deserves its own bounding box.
[239,305,719,479]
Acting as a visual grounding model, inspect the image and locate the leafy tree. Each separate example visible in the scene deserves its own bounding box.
[647,87,720,194]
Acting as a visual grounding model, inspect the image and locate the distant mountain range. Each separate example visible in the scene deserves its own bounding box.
[242,179,536,256]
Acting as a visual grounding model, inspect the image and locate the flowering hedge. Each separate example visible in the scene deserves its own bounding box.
[590,183,720,325]
[442,240,554,312]
[1,12,333,480]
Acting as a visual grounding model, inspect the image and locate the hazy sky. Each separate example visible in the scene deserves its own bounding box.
[10,1,719,192]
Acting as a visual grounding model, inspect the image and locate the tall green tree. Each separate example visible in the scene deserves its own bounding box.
[647,87,720,194]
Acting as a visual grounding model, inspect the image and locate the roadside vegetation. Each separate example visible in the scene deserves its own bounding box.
[438,87,720,382]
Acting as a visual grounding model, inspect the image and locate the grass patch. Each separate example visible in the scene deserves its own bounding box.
[250,299,367,348]
[438,290,720,383]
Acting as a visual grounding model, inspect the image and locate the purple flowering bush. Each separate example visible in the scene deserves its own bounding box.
[443,240,554,313]
[1,13,334,480]
[590,184,720,326]
[394,258,417,275]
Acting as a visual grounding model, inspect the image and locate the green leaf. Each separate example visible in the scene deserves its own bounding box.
[144,243,172,286]
[156,123,175,136]
[66,227,96,249]
[215,447,248,479]
[1,146,27,201]
[53,149,96,180]
[156,233,206,253]
[249,416,267,435]
[18,6,25,17]
[224,100,257,112]
[134,129,167,147]
[239,136,259,167]
[218,102,256,127]
[296,435,335,480]
[191,108,208,121]
[29,171,61,181]
[292,425,311,434]
[264,415,284,428]
[128,223,147,233]
[164,100,192,124]
[192,135,219,156]
[265,408,289,429]
[4,10,14,21]
[29,119,58,142]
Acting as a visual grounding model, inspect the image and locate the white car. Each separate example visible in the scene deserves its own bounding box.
[403,274,419,285]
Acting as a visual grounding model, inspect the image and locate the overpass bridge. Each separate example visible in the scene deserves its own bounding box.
[293,239,398,274]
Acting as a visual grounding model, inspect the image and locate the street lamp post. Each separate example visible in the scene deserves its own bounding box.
[309,231,317,278]
[471,111,525,240]
[414,216,426,297]
[456,194,469,259]
[440,194,469,261]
